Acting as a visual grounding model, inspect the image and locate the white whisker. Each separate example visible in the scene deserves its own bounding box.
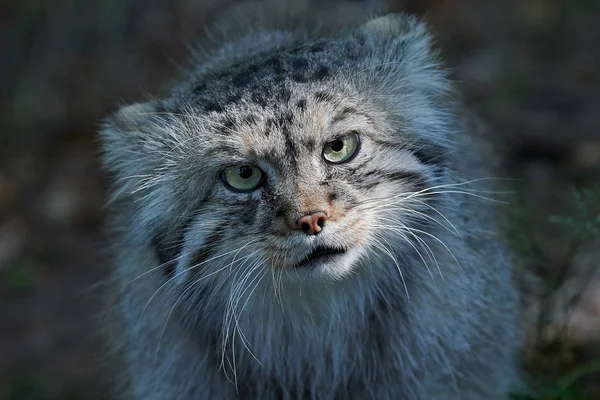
[371,236,410,299]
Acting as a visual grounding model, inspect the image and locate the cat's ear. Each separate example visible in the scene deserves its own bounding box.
[358,13,450,98]
[99,101,172,201]
[358,14,455,155]
[100,101,156,174]
[359,13,437,64]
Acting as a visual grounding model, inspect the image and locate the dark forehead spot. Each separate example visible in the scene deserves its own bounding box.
[313,64,331,81]
[232,72,251,88]
[193,82,207,94]
[243,114,257,125]
[251,92,267,108]
[288,45,304,55]
[220,118,236,130]
[247,64,260,73]
[292,58,309,69]
[277,111,298,162]
[309,41,326,53]
[277,111,294,127]
[292,71,308,83]
[296,99,307,110]
[277,87,291,103]
[314,91,333,102]
[328,192,337,201]
[265,57,285,75]
[264,118,274,137]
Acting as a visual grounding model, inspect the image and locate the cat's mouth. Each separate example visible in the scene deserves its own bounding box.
[295,246,347,268]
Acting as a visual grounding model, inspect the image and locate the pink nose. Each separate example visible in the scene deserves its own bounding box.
[297,212,327,235]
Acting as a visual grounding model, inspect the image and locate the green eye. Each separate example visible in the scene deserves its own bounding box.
[323,132,360,164]
[222,165,263,192]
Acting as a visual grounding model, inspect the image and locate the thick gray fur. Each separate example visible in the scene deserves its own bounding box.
[99,1,521,399]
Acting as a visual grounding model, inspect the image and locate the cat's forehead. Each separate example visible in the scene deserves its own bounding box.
[190,69,365,142]
[177,36,363,113]
[214,88,364,163]
[162,38,374,164]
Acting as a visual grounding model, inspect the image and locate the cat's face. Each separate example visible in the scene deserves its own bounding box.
[101,15,453,287]
[165,85,439,283]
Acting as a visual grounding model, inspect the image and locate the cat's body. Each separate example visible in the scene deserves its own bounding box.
[100,2,521,399]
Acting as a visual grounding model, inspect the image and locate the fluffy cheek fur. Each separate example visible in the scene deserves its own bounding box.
[172,170,428,293]
[167,175,433,384]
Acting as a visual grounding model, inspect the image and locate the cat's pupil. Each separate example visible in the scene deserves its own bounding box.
[238,166,253,179]
[330,139,344,152]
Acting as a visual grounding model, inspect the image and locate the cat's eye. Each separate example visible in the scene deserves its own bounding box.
[323,132,360,164]
[221,165,263,192]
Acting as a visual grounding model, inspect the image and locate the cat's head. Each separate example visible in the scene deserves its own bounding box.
[100,14,456,286]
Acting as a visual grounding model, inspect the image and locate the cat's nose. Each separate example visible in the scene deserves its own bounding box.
[297,212,327,235]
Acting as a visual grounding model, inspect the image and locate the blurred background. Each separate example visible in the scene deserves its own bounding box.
[1,0,599,398]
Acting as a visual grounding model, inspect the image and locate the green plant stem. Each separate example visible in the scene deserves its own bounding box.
[535,230,585,351]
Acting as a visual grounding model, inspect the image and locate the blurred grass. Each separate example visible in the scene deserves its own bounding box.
[507,176,600,399]
[2,374,89,400]
[3,261,37,294]
[3,375,47,400]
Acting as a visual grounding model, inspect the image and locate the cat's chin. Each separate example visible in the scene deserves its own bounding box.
[285,247,361,282]
[293,245,348,269]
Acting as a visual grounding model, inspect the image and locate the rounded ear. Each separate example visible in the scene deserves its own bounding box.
[102,102,156,134]
[99,101,172,202]
[356,13,448,96]
[99,101,156,174]
[356,14,456,155]
[359,13,436,60]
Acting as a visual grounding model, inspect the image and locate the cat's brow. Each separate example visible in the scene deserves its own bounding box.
[331,107,359,123]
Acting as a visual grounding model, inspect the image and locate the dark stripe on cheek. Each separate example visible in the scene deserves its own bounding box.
[237,200,259,226]
[381,171,423,182]
[352,170,425,191]
[411,143,447,166]
[151,218,193,278]
[188,228,226,277]
[355,180,380,191]
[331,114,346,124]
